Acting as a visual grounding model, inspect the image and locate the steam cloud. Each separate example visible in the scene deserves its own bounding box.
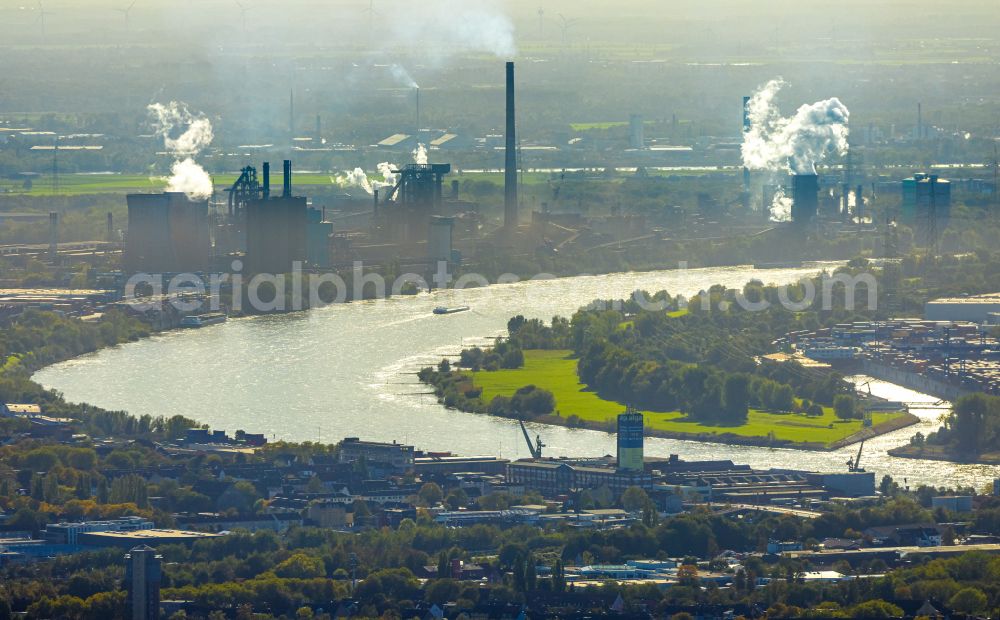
[148,101,214,200]
[334,168,374,194]
[412,143,428,165]
[742,78,850,175]
[770,187,793,222]
[333,162,400,196]
[390,64,419,89]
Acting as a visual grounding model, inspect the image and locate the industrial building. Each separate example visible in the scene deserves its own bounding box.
[244,160,308,274]
[124,192,210,274]
[44,516,155,545]
[79,529,223,548]
[505,459,653,498]
[902,172,951,219]
[791,173,819,224]
[374,163,452,247]
[338,437,415,470]
[427,215,455,263]
[925,293,1000,323]
[306,207,334,267]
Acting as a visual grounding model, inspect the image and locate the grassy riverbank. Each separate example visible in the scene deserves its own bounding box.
[465,349,913,450]
[888,444,1000,465]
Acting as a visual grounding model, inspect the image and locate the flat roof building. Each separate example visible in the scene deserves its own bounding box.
[925,293,1000,323]
[78,529,224,548]
[338,437,415,469]
[44,516,155,545]
[506,460,652,498]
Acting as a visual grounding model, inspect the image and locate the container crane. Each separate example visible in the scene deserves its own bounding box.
[847,440,865,472]
[518,419,544,459]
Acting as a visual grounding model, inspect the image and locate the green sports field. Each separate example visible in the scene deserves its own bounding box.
[1,173,341,196]
[466,349,903,447]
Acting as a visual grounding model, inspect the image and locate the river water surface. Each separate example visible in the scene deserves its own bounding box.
[35,263,999,489]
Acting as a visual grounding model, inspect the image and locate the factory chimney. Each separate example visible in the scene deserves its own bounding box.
[106,212,114,242]
[48,212,58,261]
[741,96,751,205]
[262,162,271,199]
[504,61,518,230]
[415,87,421,135]
[283,160,292,198]
[628,114,644,149]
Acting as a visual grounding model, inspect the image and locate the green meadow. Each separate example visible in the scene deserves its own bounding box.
[467,349,904,447]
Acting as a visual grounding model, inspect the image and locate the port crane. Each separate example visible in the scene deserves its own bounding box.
[518,419,545,459]
[847,440,865,472]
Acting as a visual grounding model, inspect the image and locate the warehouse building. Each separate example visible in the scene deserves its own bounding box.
[925,293,1000,323]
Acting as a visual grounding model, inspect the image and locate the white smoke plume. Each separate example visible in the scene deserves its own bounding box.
[147,101,215,200]
[333,168,374,195]
[412,143,428,165]
[166,159,213,199]
[333,163,401,195]
[742,79,850,175]
[770,187,793,222]
[390,64,419,89]
[385,1,516,62]
[376,162,399,189]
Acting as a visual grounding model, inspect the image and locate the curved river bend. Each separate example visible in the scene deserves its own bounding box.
[35,263,999,489]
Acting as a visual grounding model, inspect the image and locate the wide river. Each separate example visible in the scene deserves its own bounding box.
[36,263,1000,489]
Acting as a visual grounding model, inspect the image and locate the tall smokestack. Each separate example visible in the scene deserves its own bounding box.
[504,61,518,230]
[106,212,114,242]
[628,114,644,149]
[283,160,292,198]
[742,96,751,202]
[415,87,421,134]
[48,212,58,260]
[263,162,271,199]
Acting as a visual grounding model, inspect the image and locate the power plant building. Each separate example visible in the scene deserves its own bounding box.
[428,216,455,263]
[376,163,451,246]
[124,193,210,274]
[245,161,308,274]
[902,173,951,220]
[924,293,1000,323]
[306,207,333,268]
[791,174,819,224]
